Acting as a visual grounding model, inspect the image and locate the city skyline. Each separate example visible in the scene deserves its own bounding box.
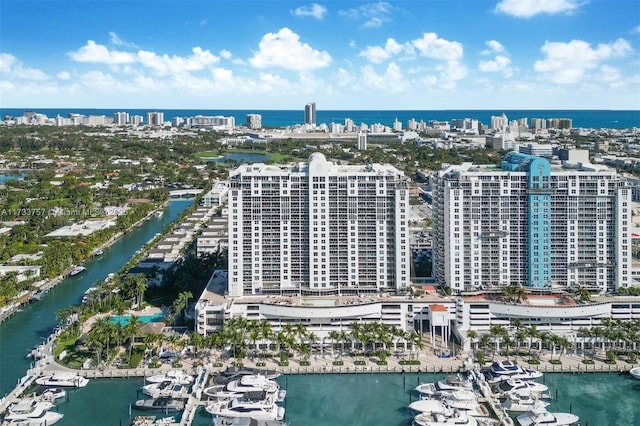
[1,1,639,110]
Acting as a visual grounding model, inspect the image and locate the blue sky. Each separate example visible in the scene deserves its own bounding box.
[1,0,639,109]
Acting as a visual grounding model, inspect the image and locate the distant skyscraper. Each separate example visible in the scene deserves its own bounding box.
[246,114,262,130]
[304,102,316,125]
[357,131,367,150]
[113,112,129,125]
[146,112,164,126]
[491,113,508,131]
[130,115,143,126]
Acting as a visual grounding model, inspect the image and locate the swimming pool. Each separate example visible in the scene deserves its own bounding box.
[109,313,164,326]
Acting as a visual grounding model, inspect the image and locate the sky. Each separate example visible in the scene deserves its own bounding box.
[1,0,639,110]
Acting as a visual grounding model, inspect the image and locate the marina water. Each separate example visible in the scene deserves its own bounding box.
[44,372,639,425]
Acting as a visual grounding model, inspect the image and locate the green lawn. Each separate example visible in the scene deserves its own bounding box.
[194,149,293,163]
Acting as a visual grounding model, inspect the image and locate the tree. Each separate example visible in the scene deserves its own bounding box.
[172,291,193,324]
[125,315,141,362]
[466,329,478,359]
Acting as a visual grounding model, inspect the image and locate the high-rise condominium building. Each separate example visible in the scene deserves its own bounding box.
[246,114,262,130]
[228,153,410,297]
[304,102,316,125]
[113,112,129,125]
[146,112,164,126]
[431,151,631,293]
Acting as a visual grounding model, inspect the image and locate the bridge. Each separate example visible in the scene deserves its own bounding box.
[169,189,204,197]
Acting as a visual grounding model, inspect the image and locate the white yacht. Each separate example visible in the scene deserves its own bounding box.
[69,265,86,276]
[206,396,285,422]
[442,391,490,417]
[145,370,194,386]
[214,417,287,426]
[205,375,285,402]
[4,399,63,425]
[493,378,549,399]
[408,399,453,415]
[413,412,478,426]
[142,381,190,399]
[415,375,473,398]
[37,387,67,402]
[35,372,89,388]
[500,394,550,413]
[630,366,640,380]
[485,360,543,383]
[516,404,579,426]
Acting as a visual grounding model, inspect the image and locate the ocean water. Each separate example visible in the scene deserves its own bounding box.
[2,109,639,129]
[48,372,640,426]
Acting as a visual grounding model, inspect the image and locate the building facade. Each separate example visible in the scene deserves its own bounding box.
[431,151,631,293]
[227,153,411,297]
[304,102,316,125]
[246,114,262,130]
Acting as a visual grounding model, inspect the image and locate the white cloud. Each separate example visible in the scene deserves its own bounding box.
[411,33,463,62]
[219,49,246,65]
[360,62,409,92]
[136,47,219,76]
[478,40,514,77]
[69,40,136,64]
[339,2,393,28]
[599,65,622,86]
[57,71,71,80]
[534,38,633,84]
[109,32,139,49]
[292,3,327,20]
[632,25,640,34]
[495,0,583,18]
[0,53,49,81]
[249,27,331,71]
[359,38,408,63]
[481,40,505,55]
[333,68,357,88]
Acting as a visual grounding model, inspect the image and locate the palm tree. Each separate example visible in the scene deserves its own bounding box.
[466,329,478,359]
[479,334,491,360]
[526,325,540,357]
[489,324,507,359]
[328,330,340,358]
[408,331,425,360]
[125,315,141,362]
[172,291,193,325]
[258,320,272,360]
[247,320,261,360]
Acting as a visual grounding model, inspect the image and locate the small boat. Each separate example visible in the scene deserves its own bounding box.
[516,403,579,426]
[145,370,194,386]
[29,289,48,303]
[154,211,164,218]
[131,415,156,426]
[408,399,453,415]
[35,372,89,388]
[213,367,281,385]
[94,249,104,256]
[69,265,86,276]
[416,374,473,398]
[134,397,185,412]
[630,366,640,380]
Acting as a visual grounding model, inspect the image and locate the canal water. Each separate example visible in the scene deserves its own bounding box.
[44,371,640,426]
[0,200,192,396]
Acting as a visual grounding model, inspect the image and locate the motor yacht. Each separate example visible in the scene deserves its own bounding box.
[630,366,640,380]
[35,372,89,388]
[142,381,189,399]
[214,417,287,426]
[492,378,549,399]
[516,404,579,426]
[205,375,285,402]
[500,393,550,413]
[442,391,490,417]
[205,396,285,421]
[485,360,543,383]
[134,397,185,412]
[36,387,67,402]
[145,370,194,386]
[413,412,478,426]
[69,265,86,276]
[408,399,453,415]
[213,368,281,385]
[4,399,63,425]
[415,374,473,398]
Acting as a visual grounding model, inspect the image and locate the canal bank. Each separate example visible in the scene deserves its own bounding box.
[0,200,193,396]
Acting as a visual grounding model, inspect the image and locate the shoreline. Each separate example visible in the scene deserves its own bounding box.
[0,201,168,325]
